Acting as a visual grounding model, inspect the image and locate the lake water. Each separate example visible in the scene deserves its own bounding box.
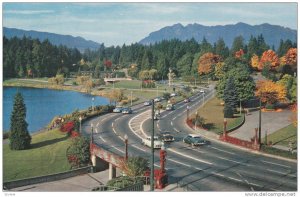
[3,87,109,133]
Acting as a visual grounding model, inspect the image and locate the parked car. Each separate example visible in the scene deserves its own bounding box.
[113,107,123,113]
[170,93,177,97]
[144,100,152,106]
[166,104,175,111]
[154,97,161,102]
[160,132,175,142]
[199,89,205,93]
[183,134,207,146]
[122,107,133,114]
[142,136,163,149]
[184,98,190,103]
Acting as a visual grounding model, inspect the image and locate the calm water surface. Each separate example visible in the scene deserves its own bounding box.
[3,87,109,133]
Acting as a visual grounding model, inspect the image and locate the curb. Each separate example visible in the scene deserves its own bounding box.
[184,119,297,163]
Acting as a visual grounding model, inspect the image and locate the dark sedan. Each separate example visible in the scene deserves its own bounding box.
[183,134,207,146]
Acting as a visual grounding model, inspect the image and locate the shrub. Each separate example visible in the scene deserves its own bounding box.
[60,121,75,134]
[224,105,234,118]
[66,136,90,168]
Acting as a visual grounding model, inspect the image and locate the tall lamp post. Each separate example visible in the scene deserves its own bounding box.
[124,134,128,161]
[202,93,205,106]
[92,97,95,112]
[258,98,262,146]
[194,111,198,130]
[90,123,94,143]
[150,99,155,191]
[186,105,190,121]
[79,116,82,134]
[130,91,133,106]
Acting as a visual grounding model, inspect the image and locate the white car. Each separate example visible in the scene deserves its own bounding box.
[170,93,177,97]
[154,97,161,102]
[199,89,205,93]
[113,107,123,113]
[142,136,163,149]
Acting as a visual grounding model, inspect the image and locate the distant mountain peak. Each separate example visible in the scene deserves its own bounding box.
[139,22,297,49]
[3,27,102,52]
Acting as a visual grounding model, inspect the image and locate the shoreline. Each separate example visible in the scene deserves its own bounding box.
[3,81,111,135]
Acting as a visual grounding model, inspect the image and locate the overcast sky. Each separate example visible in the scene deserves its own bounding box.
[3,2,298,47]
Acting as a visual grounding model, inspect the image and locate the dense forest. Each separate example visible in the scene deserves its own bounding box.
[3,35,296,80]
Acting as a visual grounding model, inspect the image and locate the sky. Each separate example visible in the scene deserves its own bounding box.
[2,2,298,47]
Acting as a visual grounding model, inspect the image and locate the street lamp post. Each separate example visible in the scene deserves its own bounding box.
[79,116,82,134]
[186,105,190,121]
[130,91,133,106]
[240,99,242,116]
[124,134,128,161]
[223,118,227,140]
[150,99,155,191]
[156,85,159,97]
[202,93,205,106]
[194,111,198,130]
[92,97,95,112]
[90,123,94,143]
[258,98,262,146]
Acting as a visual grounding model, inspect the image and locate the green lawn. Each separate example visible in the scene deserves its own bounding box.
[3,129,72,182]
[193,97,244,134]
[263,124,297,148]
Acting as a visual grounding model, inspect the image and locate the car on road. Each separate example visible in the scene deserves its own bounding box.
[166,104,175,111]
[154,97,161,102]
[113,106,123,113]
[144,100,152,106]
[142,136,164,149]
[170,93,177,97]
[184,98,190,103]
[199,89,205,93]
[160,132,175,142]
[183,134,207,146]
[122,107,133,114]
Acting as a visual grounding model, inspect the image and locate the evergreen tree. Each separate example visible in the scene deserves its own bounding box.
[231,36,244,55]
[9,92,31,150]
[215,38,229,59]
[223,77,238,118]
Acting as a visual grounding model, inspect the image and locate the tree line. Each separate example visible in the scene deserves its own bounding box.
[3,35,296,80]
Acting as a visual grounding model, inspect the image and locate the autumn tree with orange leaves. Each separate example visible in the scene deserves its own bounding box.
[198,53,221,75]
[251,54,260,70]
[255,80,287,105]
[259,50,280,71]
[235,49,244,59]
[285,48,297,68]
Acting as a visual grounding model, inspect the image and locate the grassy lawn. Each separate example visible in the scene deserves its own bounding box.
[263,124,297,148]
[193,97,244,134]
[3,129,72,182]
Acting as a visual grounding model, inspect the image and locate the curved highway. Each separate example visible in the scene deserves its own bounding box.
[82,88,297,191]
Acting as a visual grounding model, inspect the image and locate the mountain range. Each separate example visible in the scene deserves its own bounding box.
[139,22,297,49]
[4,22,297,51]
[3,27,101,52]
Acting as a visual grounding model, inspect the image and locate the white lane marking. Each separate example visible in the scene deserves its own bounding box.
[174,128,180,133]
[236,172,254,191]
[168,158,192,168]
[111,145,124,153]
[261,160,291,169]
[267,169,297,178]
[132,144,147,152]
[168,148,213,165]
[171,121,173,126]
[216,156,251,167]
[208,146,236,155]
[99,136,106,142]
[96,122,99,127]
[111,122,118,135]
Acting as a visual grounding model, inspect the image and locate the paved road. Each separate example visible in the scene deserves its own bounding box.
[83,88,297,191]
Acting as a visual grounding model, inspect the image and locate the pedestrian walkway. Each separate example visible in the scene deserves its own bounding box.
[9,170,116,192]
[229,109,293,142]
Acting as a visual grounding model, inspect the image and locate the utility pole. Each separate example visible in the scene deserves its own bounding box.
[150,99,155,191]
[258,98,262,146]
